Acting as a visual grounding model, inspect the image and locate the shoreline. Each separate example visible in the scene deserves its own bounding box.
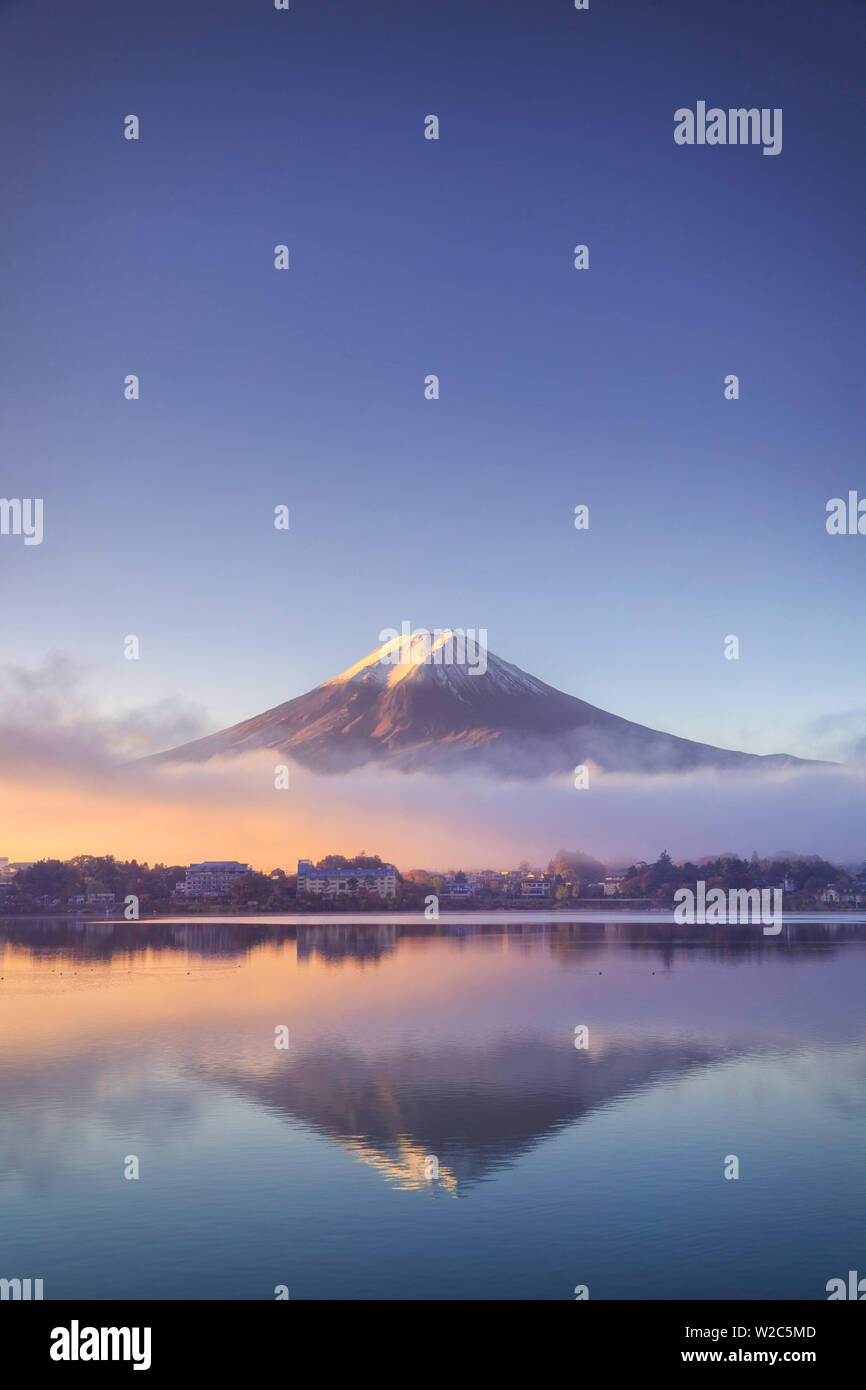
[4,908,866,927]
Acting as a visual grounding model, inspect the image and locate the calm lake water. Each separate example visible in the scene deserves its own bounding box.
[1,916,864,1301]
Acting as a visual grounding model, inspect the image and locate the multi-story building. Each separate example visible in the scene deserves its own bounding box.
[603,874,626,897]
[520,873,552,899]
[0,860,34,882]
[297,860,397,899]
[447,877,475,899]
[475,870,522,898]
[178,861,250,898]
[821,882,856,906]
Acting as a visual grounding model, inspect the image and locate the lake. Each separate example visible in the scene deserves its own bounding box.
[1,915,864,1300]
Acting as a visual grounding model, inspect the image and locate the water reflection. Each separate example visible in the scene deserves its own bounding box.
[2,914,863,965]
[197,1033,755,1192]
[1,918,865,1297]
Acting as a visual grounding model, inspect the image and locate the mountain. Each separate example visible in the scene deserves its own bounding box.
[149,629,820,776]
[201,1030,754,1194]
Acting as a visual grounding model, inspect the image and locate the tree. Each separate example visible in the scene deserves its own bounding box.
[18,859,81,900]
[230,871,273,905]
[550,849,607,882]
[317,852,385,870]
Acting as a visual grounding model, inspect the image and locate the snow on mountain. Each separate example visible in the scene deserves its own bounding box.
[149,630,822,777]
[325,630,552,701]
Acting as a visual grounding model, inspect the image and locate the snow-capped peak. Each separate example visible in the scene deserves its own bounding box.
[323,629,552,698]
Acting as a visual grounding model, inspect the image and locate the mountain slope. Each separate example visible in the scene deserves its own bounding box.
[150,630,819,776]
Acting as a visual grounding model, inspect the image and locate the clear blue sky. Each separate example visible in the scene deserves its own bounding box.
[1,0,864,760]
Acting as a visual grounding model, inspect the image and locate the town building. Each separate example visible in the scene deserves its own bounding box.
[176,861,250,899]
[474,870,520,897]
[821,882,857,906]
[447,877,475,899]
[0,860,34,881]
[520,873,552,899]
[297,859,397,899]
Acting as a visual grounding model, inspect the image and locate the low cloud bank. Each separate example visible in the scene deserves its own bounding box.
[0,656,207,771]
[1,661,864,868]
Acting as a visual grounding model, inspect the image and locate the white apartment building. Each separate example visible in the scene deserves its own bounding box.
[297,860,397,899]
[520,873,552,899]
[178,861,250,897]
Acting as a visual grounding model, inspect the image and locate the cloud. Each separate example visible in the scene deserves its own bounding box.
[6,748,866,872]
[0,655,208,772]
[800,708,866,764]
[1,660,865,869]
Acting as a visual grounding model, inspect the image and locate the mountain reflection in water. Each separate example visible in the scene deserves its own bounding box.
[1,917,864,1299]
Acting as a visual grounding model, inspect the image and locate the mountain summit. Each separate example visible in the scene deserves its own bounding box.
[151,629,818,776]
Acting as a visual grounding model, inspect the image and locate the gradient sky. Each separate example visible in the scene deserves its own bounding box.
[1,0,865,763]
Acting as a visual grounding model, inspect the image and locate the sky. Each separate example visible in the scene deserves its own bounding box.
[1,0,865,865]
